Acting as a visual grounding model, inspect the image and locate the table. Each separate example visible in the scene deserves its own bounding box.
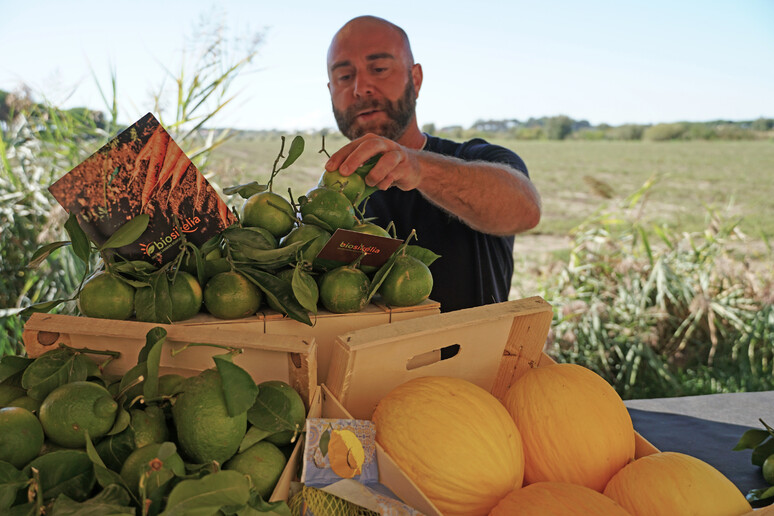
[625,391,774,497]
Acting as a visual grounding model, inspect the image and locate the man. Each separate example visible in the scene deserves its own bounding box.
[325,15,541,312]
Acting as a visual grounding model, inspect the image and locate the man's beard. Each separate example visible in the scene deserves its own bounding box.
[333,78,416,141]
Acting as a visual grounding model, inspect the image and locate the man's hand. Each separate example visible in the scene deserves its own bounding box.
[325,133,422,191]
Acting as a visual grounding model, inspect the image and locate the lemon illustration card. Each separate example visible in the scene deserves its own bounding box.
[301,418,423,515]
[48,112,235,265]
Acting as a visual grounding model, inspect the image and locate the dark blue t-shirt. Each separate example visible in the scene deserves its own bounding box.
[364,135,529,312]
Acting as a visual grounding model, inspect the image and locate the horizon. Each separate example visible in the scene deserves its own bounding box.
[1,0,772,132]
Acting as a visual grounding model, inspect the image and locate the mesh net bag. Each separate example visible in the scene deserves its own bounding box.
[288,485,380,516]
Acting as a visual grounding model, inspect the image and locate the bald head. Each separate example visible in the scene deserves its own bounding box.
[327,16,414,72]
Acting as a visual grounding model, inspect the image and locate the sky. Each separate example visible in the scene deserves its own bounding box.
[0,0,772,132]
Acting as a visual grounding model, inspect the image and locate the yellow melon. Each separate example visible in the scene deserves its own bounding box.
[490,481,633,516]
[603,451,752,516]
[502,363,635,491]
[372,376,524,516]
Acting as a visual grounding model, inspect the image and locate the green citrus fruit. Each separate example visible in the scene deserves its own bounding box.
[280,224,331,267]
[320,169,366,204]
[171,369,247,464]
[0,384,26,407]
[319,266,370,313]
[38,381,118,448]
[135,271,203,323]
[300,187,357,231]
[131,406,170,448]
[120,442,185,497]
[204,271,262,320]
[8,396,41,413]
[0,407,45,468]
[763,454,774,484]
[78,272,136,320]
[351,222,391,238]
[224,440,287,499]
[158,374,186,398]
[242,191,296,239]
[254,380,306,446]
[379,254,433,307]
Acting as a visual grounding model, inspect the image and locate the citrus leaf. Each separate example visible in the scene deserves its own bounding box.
[747,485,774,504]
[244,494,293,515]
[106,408,131,436]
[0,356,34,384]
[99,214,150,251]
[24,450,95,502]
[733,429,771,451]
[94,430,136,473]
[292,268,318,314]
[160,470,250,516]
[238,426,273,453]
[0,461,27,510]
[49,484,134,515]
[319,429,331,457]
[404,244,441,267]
[367,251,399,303]
[240,268,312,326]
[223,227,276,250]
[223,181,268,199]
[64,213,92,264]
[26,241,70,269]
[142,328,166,402]
[22,351,77,401]
[752,438,774,467]
[353,153,382,177]
[230,242,304,270]
[118,362,147,401]
[279,136,305,170]
[84,431,129,492]
[214,357,259,417]
[300,214,334,233]
[19,299,70,317]
[246,383,295,434]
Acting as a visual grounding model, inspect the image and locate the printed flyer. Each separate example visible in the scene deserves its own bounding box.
[48,112,235,265]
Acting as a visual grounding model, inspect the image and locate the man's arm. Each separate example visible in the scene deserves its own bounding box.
[325,133,541,236]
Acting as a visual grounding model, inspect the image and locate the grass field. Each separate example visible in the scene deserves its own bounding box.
[206,136,774,241]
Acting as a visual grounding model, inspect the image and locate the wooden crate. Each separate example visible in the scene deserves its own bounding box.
[184,298,440,385]
[22,312,317,407]
[326,296,556,420]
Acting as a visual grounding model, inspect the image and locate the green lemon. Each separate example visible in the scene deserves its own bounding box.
[171,369,247,464]
[0,407,44,468]
[763,454,774,484]
[378,254,433,307]
[320,169,366,203]
[78,272,136,320]
[204,271,262,320]
[38,381,118,448]
[120,442,185,497]
[319,266,370,314]
[242,191,296,239]
[300,187,357,232]
[224,441,287,500]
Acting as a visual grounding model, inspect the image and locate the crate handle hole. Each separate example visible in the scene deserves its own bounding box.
[290,352,302,369]
[37,331,60,347]
[406,344,460,371]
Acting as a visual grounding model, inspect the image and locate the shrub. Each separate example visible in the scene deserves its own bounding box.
[643,123,689,141]
[539,179,774,399]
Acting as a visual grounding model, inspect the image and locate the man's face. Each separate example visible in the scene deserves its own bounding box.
[327,21,420,141]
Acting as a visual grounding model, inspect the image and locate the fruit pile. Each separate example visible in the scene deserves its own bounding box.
[0,331,306,514]
[27,138,436,326]
[371,365,754,516]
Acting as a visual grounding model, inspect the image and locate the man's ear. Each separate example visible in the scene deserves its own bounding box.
[412,63,423,98]
[327,81,331,93]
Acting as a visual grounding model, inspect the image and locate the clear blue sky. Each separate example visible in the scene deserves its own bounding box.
[1,0,772,131]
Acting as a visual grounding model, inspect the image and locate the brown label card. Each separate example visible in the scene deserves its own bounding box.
[316,229,404,268]
[48,112,236,265]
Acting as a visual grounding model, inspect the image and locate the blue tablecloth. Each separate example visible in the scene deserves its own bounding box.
[625,391,774,495]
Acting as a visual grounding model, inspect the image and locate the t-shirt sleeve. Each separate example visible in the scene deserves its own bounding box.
[457,138,529,178]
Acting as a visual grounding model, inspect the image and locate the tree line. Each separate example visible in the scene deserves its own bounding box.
[424,115,774,141]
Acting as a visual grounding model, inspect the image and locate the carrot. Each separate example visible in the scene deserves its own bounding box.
[141,130,170,210]
[195,169,205,201]
[128,126,159,187]
[217,197,232,227]
[155,142,183,192]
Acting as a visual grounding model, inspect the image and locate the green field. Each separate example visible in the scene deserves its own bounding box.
[206,136,774,242]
